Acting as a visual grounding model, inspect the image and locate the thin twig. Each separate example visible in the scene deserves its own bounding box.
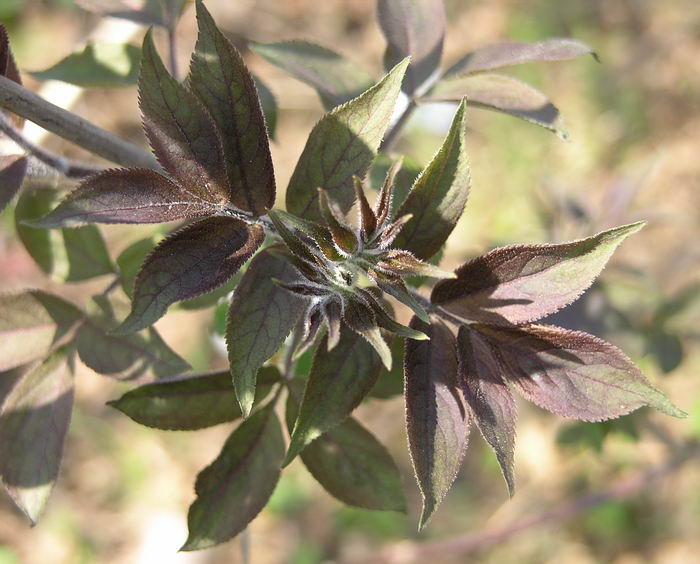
[374,442,700,564]
[380,99,417,153]
[0,75,159,169]
[0,112,101,178]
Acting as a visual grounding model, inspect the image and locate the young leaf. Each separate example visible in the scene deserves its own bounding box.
[423,74,565,137]
[377,0,446,95]
[286,58,409,222]
[318,188,358,253]
[139,29,228,205]
[431,222,645,325]
[0,155,27,213]
[0,290,82,371]
[393,99,470,260]
[405,317,469,529]
[456,326,516,496]
[0,350,74,524]
[189,1,275,216]
[182,401,285,551]
[445,38,596,77]
[108,367,279,430]
[33,169,221,228]
[369,154,423,219]
[227,247,307,417]
[475,324,685,421]
[116,217,263,334]
[286,385,405,511]
[76,294,190,381]
[15,188,115,282]
[285,329,383,466]
[251,40,375,111]
[30,42,141,87]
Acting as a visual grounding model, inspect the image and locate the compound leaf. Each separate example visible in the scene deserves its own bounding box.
[116,217,263,334]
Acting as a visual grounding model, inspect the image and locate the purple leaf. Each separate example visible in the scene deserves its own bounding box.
[476,323,686,421]
[286,59,408,222]
[423,74,566,137]
[0,24,24,128]
[0,290,82,372]
[405,317,470,528]
[0,155,27,213]
[445,38,597,77]
[181,401,285,551]
[108,366,280,431]
[189,2,275,216]
[227,247,307,417]
[393,100,470,260]
[432,222,645,325]
[457,326,516,496]
[0,351,74,524]
[377,0,446,95]
[33,168,221,227]
[284,328,384,466]
[116,217,263,334]
[251,40,375,111]
[139,29,229,206]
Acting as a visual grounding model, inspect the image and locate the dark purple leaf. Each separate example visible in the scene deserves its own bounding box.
[432,222,645,325]
[181,401,285,551]
[457,326,516,496]
[445,38,597,77]
[116,217,263,334]
[0,350,74,523]
[377,0,446,95]
[0,155,27,213]
[33,168,221,228]
[405,317,469,528]
[286,59,408,222]
[423,74,566,137]
[0,290,82,371]
[393,100,470,260]
[252,40,375,111]
[108,366,279,430]
[189,2,275,216]
[284,328,384,466]
[227,247,307,417]
[139,29,229,205]
[476,323,686,421]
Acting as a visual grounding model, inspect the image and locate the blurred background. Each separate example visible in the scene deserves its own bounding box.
[1,0,699,562]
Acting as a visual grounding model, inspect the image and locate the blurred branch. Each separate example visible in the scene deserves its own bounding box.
[0,75,159,169]
[0,113,101,178]
[380,99,417,153]
[375,442,700,564]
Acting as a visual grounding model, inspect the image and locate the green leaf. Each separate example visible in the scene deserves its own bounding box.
[15,188,114,282]
[30,42,141,87]
[116,217,264,334]
[393,99,470,260]
[252,40,375,111]
[286,58,409,222]
[108,366,280,430]
[0,155,27,213]
[431,222,645,325]
[456,326,516,496]
[182,401,285,551]
[188,1,275,216]
[377,0,446,95]
[227,248,307,417]
[423,74,566,137]
[286,383,405,511]
[444,38,597,77]
[475,323,686,420]
[285,328,383,466]
[0,350,74,524]
[404,317,470,529]
[0,290,82,372]
[139,29,229,205]
[76,294,190,381]
[253,74,278,139]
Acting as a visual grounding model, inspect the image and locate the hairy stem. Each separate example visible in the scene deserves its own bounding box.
[0,75,159,169]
